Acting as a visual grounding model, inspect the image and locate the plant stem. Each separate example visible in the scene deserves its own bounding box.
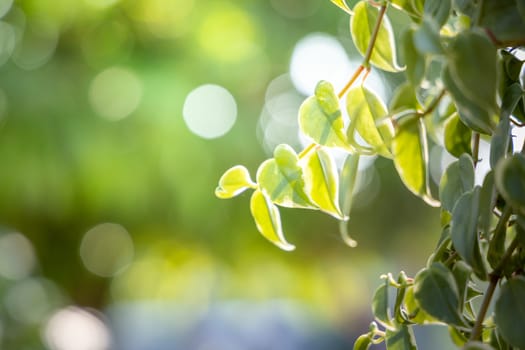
[417,90,446,118]
[472,132,480,167]
[338,65,365,98]
[470,274,498,341]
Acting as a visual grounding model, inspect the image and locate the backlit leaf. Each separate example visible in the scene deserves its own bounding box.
[389,0,422,19]
[442,65,496,134]
[339,153,360,247]
[444,113,472,158]
[346,86,393,158]
[403,286,438,324]
[353,334,372,350]
[302,147,344,219]
[385,325,417,350]
[413,263,466,327]
[256,144,314,209]
[495,153,525,215]
[495,277,525,349]
[350,1,403,72]
[372,279,394,329]
[250,190,295,251]
[215,165,256,199]
[450,187,487,280]
[330,0,353,14]
[392,118,438,206]
[299,81,351,151]
[439,154,475,212]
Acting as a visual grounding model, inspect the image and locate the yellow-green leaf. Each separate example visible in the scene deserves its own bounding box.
[215,165,256,199]
[298,81,351,151]
[346,86,393,158]
[350,1,403,72]
[250,190,295,251]
[256,144,314,209]
[330,0,353,14]
[302,147,344,219]
[393,118,439,206]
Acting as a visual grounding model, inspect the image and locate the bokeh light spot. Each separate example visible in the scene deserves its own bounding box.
[89,66,143,121]
[80,223,134,277]
[0,21,15,65]
[44,307,111,350]
[0,0,13,18]
[183,84,237,139]
[0,232,36,280]
[12,19,58,70]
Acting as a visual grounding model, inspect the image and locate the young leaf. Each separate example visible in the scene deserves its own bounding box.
[439,154,475,212]
[250,190,295,251]
[442,65,496,134]
[450,187,487,280]
[413,263,466,327]
[372,279,394,329]
[330,0,353,14]
[215,165,256,199]
[495,277,525,349]
[385,325,417,350]
[448,29,498,113]
[402,28,427,86]
[392,118,438,206]
[346,86,393,158]
[302,147,345,219]
[444,113,472,158]
[353,334,372,350]
[350,1,403,72]
[495,153,525,215]
[256,144,314,209]
[423,0,451,27]
[298,81,351,151]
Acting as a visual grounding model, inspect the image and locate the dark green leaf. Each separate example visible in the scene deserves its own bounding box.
[478,171,496,238]
[452,260,471,311]
[402,28,427,86]
[256,144,315,209]
[372,279,394,329]
[393,118,439,206]
[450,187,487,279]
[442,65,496,134]
[350,1,403,72]
[495,277,525,349]
[495,153,525,215]
[413,262,466,326]
[478,0,525,47]
[490,118,511,170]
[413,18,444,55]
[385,325,417,350]
[448,29,498,113]
[403,285,437,324]
[439,154,475,212]
[250,190,295,251]
[444,113,472,158]
[424,0,451,27]
[299,81,351,151]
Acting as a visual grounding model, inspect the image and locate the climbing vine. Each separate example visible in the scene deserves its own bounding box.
[216,0,525,348]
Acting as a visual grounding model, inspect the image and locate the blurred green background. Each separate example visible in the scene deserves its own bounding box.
[0,0,447,349]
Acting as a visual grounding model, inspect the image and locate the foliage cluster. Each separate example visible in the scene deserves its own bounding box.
[216,0,525,348]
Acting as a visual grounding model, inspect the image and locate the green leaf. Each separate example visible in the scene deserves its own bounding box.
[215,165,256,199]
[424,0,451,27]
[403,285,437,324]
[256,144,314,209]
[338,153,360,247]
[389,0,422,19]
[353,334,372,350]
[330,0,353,14]
[439,154,475,212]
[450,187,487,280]
[413,18,445,55]
[490,117,511,170]
[495,153,525,215]
[302,146,344,219]
[250,190,295,251]
[346,86,393,158]
[442,65,496,134]
[299,81,351,151]
[478,0,525,47]
[452,260,471,311]
[402,28,427,86]
[389,81,421,114]
[448,29,498,113]
[495,277,525,349]
[350,1,403,72]
[413,263,466,327]
[478,171,496,238]
[462,341,496,350]
[372,279,394,329]
[393,118,438,206]
[444,113,472,158]
[385,325,417,350]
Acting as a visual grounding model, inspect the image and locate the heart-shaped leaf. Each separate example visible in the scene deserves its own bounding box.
[495,277,525,349]
[250,190,294,251]
[215,165,256,199]
[439,154,475,212]
[444,113,472,158]
[385,325,417,350]
[350,1,403,72]
[495,153,525,215]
